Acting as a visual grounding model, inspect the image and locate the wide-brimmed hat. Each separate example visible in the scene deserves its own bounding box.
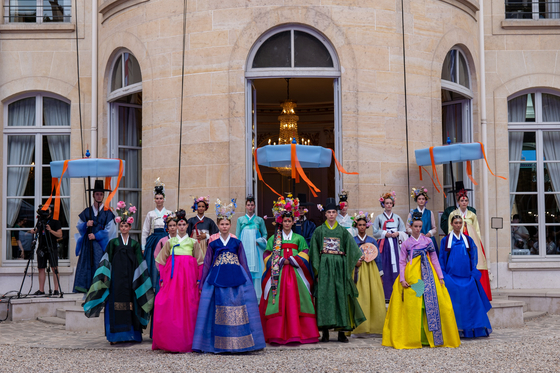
[87,179,111,193]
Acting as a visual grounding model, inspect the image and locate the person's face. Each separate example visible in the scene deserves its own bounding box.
[452,217,463,233]
[512,217,520,224]
[219,219,231,234]
[119,222,131,234]
[384,199,393,211]
[357,220,367,235]
[246,201,255,215]
[155,194,164,207]
[197,202,206,215]
[416,195,426,208]
[177,220,188,235]
[167,220,177,235]
[459,197,469,209]
[282,217,294,231]
[298,206,306,216]
[340,202,348,215]
[93,191,104,203]
[326,209,337,223]
[411,220,423,236]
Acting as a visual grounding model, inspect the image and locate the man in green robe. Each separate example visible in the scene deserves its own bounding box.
[310,198,365,342]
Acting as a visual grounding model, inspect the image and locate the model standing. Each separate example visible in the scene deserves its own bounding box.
[336,190,357,237]
[187,196,219,260]
[406,187,439,255]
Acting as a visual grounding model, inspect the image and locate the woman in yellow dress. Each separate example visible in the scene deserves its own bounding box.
[382,212,460,349]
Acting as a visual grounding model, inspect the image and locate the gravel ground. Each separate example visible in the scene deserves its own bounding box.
[0,330,559,373]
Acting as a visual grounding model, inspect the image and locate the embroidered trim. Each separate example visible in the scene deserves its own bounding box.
[214,335,255,350]
[114,302,133,311]
[215,305,249,326]
[213,252,240,266]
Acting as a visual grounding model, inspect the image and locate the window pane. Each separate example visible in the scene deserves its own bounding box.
[7,167,35,197]
[119,149,141,189]
[442,102,463,143]
[9,0,37,23]
[43,0,71,22]
[542,94,560,122]
[511,194,539,224]
[7,135,35,165]
[505,0,534,19]
[543,132,560,160]
[509,131,535,161]
[511,163,537,192]
[42,198,69,229]
[43,98,70,126]
[8,98,36,126]
[6,228,34,260]
[118,107,142,146]
[117,190,141,231]
[111,56,123,91]
[508,93,536,122]
[252,31,291,68]
[124,53,142,86]
[544,194,560,223]
[441,50,457,83]
[545,225,560,255]
[511,224,540,255]
[458,52,470,89]
[294,31,333,68]
[6,198,35,228]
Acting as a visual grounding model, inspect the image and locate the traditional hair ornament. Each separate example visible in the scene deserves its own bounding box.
[379,191,396,208]
[115,200,137,225]
[407,210,424,226]
[163,211,177,230]
[154,177,165,198]
[246,194,255,203]
[456,189,469,201]
[175,209,188,223]
[351,211,374,228]
[410,186,429,202]
[191,196,210,212]
[215,198,237,220]
[338,190,349,202]
[271,194,300,224]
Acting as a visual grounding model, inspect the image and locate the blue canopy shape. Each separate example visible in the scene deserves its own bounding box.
[415,143,483,167]
[256,145,332,168]
[51,158,126,178]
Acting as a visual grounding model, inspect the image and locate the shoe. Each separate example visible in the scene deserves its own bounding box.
[320,329,330,342]
[338,332,349,343]
[53,290,60,296]
[34,290,45,296]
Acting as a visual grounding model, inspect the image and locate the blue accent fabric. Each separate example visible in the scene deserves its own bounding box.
[415,142,483,167]
[143,228,166,293]
[380,237,400,300]
[170,244,179,279]
[440,234,492,338]
[207,238,247,288]
[294,220,317,246]
[104,302,142,343]
[414,208,439,255]
[51,158,126,178]
[256,144,332,168]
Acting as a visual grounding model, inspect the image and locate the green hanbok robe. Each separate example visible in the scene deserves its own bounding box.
[309,221,366,331]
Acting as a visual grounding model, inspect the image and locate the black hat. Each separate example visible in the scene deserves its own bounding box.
[449,181,472,194]
[297,193,314,207]
[324,197,339,212]
[87,179,111,193]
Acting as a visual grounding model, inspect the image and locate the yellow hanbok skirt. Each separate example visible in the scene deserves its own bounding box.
[382,255,460,349]
[350,262,386,335]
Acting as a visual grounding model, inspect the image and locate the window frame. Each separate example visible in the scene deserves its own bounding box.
[509,89,560,260]
[505,0,560,20]
[2,92,71,266]
[4,0,72,24]
[107,51,143,102]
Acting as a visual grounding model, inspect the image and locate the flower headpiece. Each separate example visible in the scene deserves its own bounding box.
[154,177,165,198]
[351,211,374,228]
[270,194,300,224]
[192,195,210,212]
[115,200,137,225]
[215,198,237,220]
[456,189,468,201]
[410,186,429,202]
[379,191,396,208]
[163,211,177,230]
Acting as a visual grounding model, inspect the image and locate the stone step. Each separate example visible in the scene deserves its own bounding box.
[524,311,547,321]
[64,306,103,332]
[488,299,525,328]
[37,316,65,325]
[56,308,66,319]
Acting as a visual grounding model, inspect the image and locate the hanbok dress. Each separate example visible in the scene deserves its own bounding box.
[141,207,168,293]
[309,221,365,331]
[187,214,219,260]
[83,235,154,343]
[259,230,319,344]
[337,213,357,237]
[382,235,460,349]
[350,234,386,336]
[193,234,265,353]
[407,206,439,255]
[372,212,407,300]
[440,233,492,338]
[74,204,117,293]
[152,235,203,352]
[293,217,317,246]
[448,208,492,301]
[153,234,173,272]
[236,214,268,299]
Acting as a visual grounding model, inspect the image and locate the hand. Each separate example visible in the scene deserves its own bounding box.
[439,278,445,286]
[356,261,362,268]
[20,250,24,259]
[88,233,96,240]
[87,220,94,227]
[385,232,392,238]
[426,232,432,238]
[392,232,399,238]
[46,224,51,232]
[29,229,37,234]
[400,280,410,288]
[196,233,207,240]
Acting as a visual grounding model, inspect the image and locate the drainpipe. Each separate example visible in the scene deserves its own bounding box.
[478,0,491,285]
[91,0,98,158]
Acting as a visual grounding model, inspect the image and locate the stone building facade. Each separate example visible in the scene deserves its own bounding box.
[0,0,558,293]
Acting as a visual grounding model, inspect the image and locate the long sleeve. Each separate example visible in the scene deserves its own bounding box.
[309,227,322,274]
[471,212,481,239]
[237,242,251,278]
[372,215,384,239]
[405,212,413,235]
[397,214,406,232]
[429,211,437,237]
[258,217,268,239]
[94,220,116,253]
[75,218,86,256]
[469,237,481,281]
[199,244,214,289]
[439,236,448,272]
[429,250,443,279]
[141,212,152,249]
[398,240,409,281]
[187,218,194,236]
[235,217,243,238]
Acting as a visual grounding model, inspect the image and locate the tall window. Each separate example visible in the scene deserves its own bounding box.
[441,48,474,208]
[109,51,142,241]
[3,94,71,262]
[5,0,71,23]
[505,0,560,19]
[509,90,560,258]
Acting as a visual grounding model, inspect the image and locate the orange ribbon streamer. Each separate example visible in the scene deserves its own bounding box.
[466,160,478,186]
[429,146,443,193]
[331,149,359,176]
[291,143,320,197]
[254,149,282,198]
[478,142,507,180]
[42,178,58,213]
[104,159,123,210]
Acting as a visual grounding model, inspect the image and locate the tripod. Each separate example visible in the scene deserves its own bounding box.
[17,231,37,299]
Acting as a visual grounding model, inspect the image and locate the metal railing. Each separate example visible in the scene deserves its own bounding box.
[506,0,560,19]
[4,1,71,23]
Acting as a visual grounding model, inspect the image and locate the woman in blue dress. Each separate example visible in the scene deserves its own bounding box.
[439,214,492,338]
[193,199,265,353]
[406,187,439,255]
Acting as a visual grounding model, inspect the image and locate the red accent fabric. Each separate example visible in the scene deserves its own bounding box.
[259,247,319,344]
[377,217,394,254]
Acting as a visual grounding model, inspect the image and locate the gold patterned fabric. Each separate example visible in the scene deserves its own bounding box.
[321,237,345,255]
[215,305,249,326]
[114,302,133,310]
[213,252,240,266]
[214,335,255,350]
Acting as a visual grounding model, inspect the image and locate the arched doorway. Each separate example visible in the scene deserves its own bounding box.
[245,25,341,233]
